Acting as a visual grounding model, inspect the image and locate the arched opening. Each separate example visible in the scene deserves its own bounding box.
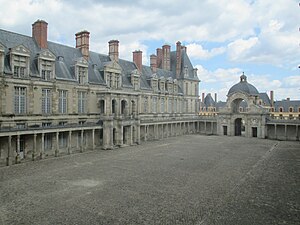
[99,100,105,114]
[121,100,127,115]
[234,118,245,136]
[111,99,116,114]
[231,98,248,113]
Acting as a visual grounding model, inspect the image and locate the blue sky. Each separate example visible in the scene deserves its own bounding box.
[0,0,299,101]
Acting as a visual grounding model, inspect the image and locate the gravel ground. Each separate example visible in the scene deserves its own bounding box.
[0,135,299,225]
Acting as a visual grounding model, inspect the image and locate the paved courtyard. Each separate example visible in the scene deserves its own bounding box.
[0,135,299,225]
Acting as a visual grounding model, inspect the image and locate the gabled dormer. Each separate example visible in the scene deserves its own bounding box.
[130,69,141,91]
[103,60,122,89]
[9,44,30,78]
[173,79,178,94]
[75,57,88,85]
[0,43,4,75]
[37,49,56,81]
[148,73,158,92]
[159,76,165,92]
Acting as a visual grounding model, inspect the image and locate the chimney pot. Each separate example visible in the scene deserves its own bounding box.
[108,40,119,62]
[75,30,90,60]
[32,19,48,49]
[176,41,182,78]
[156,48,162,69]
[150,54,157,73]
[133,50,143,71]
[162,44,171,71]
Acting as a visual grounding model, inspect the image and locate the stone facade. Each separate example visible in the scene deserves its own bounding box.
[0,20,200,166]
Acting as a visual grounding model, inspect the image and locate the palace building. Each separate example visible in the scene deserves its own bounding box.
[0,20,299,167]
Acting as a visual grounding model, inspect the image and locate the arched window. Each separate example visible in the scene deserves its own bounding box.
[289,107,293,113]
[279,107,283,112]
[111,99,116,114]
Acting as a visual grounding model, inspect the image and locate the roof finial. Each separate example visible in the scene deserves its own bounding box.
[240,72,247,82]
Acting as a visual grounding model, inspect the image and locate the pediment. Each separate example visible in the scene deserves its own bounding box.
[103,60,122,73]
[75,57,88,67]
[130,69,141,77]
[38,49,56,61]
[10,44,30,56]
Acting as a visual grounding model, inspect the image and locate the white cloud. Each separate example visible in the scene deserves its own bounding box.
[186,43,225,60]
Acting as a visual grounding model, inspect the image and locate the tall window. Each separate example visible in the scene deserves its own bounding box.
[144,97,148,113]
[185,83,188,95]
[161,98,165,113]
[173,99,177,113]
[14,87,26,114]
[42,89,51,114]
[41,60,52,80]
[152,97,157,113]
[13,55,27,78]
[78,91,86,113]
[58,90,67,114]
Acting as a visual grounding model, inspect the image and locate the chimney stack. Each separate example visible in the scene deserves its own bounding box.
[176,41,182,79]
[215,93,217,103]
[150,54,157,73]
[202,93,205,103]
[181,45,187,52]
[32,20,48,49]
[133,50,143,72]
[75,30,90,60]
[108,40,119,62]
[162,44,171,71]
[156,48,162,69]
[270,90,274,107]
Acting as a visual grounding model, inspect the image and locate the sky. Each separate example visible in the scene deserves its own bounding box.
[0,0,299,101]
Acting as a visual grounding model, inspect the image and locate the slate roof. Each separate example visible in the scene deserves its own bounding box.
[204,93,215,107]
[274,100,300,112]
[0,28,197,94]
[228,75,259,96]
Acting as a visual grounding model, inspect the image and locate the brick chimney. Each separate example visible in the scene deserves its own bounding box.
[162,44,171,71]
[270,90,274,107]
[32,20,48,49]
[156,48,162,69]
[181,45,187,52]
[150,54,157,73]
[133,50,142,71]
[176,41,182,79]
[215,93,217,103]
[108,40,119,62]
[75,30,90,60]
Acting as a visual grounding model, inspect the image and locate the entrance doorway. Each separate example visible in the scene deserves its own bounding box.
[235,118,242,136]
[252,127,257,137]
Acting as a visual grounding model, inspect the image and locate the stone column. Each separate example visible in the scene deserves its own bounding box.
[144,126,147,141]
[274,124,277,140]
[41,133,45,159]
[296,125,299,141]
[103,120,113,150]
[55,132,59,157]
[32,133,37,161]
[136,125,141,144]
[204,121,207,134]
[68,130,72,154]
[284,125,287,140]
[119,125,124,146]
[16,135,20,163]
[170,123,173,137]
[6,135,12,166]
[211,122,213,134]
[92,129,95,150]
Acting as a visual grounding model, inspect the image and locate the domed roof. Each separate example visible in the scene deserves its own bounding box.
[228,73,259,96]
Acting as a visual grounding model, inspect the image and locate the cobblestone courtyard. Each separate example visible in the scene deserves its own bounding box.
[0,135,299,225]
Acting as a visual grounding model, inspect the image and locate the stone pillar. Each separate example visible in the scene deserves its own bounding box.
[68,131,72,154]
[32,133,37,161]
[16,135,21,163]
[41,133,45,159]
[204,121,207,134]
[136,125,141,144]
[129,126,133,145]
[80,130,84,152]
[144,126,147,141]
[296,125,299,141]
[119,125,124,146]
[55,132,59,157]
[284,125,287,140]
[6,135,12,166]
[211,122,213,134]
[274,124,277,140]
[92,129,95,150]
[170,123,173,136]
[103,120,113,150]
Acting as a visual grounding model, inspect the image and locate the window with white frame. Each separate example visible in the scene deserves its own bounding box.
[78,66,86,84]
[168,98,172,113]
[42,89,52,114]
[41,60,53,80]
[152,97,157,113]
[13,55,27,78]
[14,87,26,114]
[58,90,67,114]
[78,91,86,113]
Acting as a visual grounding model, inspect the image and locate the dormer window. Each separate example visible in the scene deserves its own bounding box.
[130,69,141,91]
[0,43,5,74]
[38,49,56,81]
[9,45,31,78]
[75,57,88,85]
